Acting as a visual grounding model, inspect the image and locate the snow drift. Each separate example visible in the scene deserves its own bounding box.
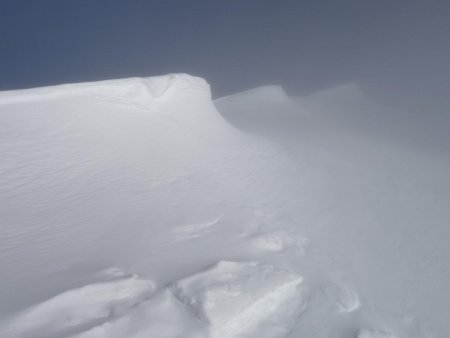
[1,73,449,338]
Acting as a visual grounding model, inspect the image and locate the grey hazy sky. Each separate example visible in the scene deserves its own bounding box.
[0,0,449,112]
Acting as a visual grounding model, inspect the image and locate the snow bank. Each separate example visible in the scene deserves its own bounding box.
[0,73,238,316]
[214,85,303,133]
[1,73,448,338]
[215,85,290,105]
[0,73,210,105]
[0,73,296,334]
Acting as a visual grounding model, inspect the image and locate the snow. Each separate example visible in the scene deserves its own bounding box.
[356,329,396,338]
[215,85,290,105]
[3,276,156,338]
[0,73,449,338]
[170,261,305,338]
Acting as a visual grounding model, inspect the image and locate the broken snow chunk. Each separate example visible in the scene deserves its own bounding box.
[356,328,396,338]
[4,276,156,338]
[249,230,310,253]
[96,266,130,279]
[170,261,306,338]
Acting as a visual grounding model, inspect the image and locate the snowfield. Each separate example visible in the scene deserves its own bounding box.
[0,74,449,338]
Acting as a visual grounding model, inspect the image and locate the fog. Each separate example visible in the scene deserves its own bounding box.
[1,0,449,115]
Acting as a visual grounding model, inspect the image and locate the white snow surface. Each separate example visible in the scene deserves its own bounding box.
[170,261,305,338]
[1,73,449,338]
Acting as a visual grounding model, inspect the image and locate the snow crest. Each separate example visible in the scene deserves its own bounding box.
[0,73,210,106]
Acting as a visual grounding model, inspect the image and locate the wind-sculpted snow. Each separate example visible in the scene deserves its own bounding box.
[214,85,301,133]
[0,74,210,105]
[0,74,302,338]
[170,261,305,338]
[216,83,450,338]
[1,74,449,338]
[1,262,305,338]
[215,85,290,105]
[2,276,156,338]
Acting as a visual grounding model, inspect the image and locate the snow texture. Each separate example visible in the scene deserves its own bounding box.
[1,73,449,338]
[170,261,305,338]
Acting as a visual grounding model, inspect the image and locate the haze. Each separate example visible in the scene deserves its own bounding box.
[1,0,449,113]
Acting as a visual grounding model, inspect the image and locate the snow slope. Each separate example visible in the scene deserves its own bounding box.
[1,74,449,338]
[217,84,450,338]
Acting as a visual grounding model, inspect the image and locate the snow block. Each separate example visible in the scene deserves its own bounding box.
[170,261,305,338]
[356,328,396,338]
[3,276,156,338]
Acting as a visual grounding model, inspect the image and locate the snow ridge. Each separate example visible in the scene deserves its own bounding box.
[0,73,210,106]
[215,85,290,104]
[0,72,444,338]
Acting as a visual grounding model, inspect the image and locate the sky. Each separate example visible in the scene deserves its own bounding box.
[0,0,449,113]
